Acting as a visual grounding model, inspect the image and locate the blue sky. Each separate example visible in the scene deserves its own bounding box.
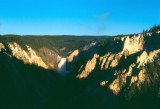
[0,0,160,36]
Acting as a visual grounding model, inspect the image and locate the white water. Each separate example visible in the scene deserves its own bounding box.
[57,58,69,76]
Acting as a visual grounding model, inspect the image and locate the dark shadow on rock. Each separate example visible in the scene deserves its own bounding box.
[0,51,64,109]
[144,35,160,53]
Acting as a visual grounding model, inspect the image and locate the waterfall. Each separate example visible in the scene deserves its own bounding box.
[57,58,68,76]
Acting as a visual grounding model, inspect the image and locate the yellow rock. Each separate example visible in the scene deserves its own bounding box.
[8,43,48,69]
[67,49,79,62]
[77,54,99,79]
[0,43,5,52]
[100,81,108,86]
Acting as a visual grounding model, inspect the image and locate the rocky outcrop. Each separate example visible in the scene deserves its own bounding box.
[77,54,99,79]
[123,34,144,55]
[8,43,49,69]
[99,53,111,70]
[108,48,160,95]
[114,33,144,55]
[67,49,79,62]
[100,81,108,86]
[99,52,123,70]
[157,31,160,34]
[70,32,160,96]
[1,42,61,70]
[0,42,62,70]
[0,43,5,52]
[137,49,160,68]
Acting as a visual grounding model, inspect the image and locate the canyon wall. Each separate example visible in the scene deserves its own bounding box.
[67,33,160,96]
[0,42,61,70]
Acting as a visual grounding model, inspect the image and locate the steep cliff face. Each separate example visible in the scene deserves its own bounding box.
[123,34,144,54]
[137,50,160,68]
[77,54,99,78]
[67,49,79,62]
[113,34,144,55]
[68,33,160,97]
[0,42,61,70]
[0,45,62,109]
[0,43,5,52]
[8,43,49,69]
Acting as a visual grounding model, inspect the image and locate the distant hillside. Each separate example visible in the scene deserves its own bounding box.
[0,35,113,70]
[0,35,110,56]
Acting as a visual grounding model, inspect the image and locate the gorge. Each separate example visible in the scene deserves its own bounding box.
[0,29,160,109]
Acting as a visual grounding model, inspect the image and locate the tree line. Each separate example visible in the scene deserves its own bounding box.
[143,24,160,33]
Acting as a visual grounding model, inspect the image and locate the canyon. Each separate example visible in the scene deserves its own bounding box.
[0,31,160,109]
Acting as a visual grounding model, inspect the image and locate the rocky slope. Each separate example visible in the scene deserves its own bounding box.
[0,32,160,109]
[0,35,104,71]
[0,42,61,70]
[66,32,160,108]
[0,45,63,109]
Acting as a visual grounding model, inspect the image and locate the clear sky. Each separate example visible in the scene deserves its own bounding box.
[0,0,160,36]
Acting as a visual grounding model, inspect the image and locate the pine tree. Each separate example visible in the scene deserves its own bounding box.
[158,24,160,30]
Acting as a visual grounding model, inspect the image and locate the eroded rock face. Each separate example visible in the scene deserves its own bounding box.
[98,53,123,72]
[107,49,159,95]
[0,43,5,52]
[109,64,133,94]
[100,81,108,86]
[138,69,146,83]
[130,76,138,86]
[70,32,160,96]
[123,34,144,54]
[77,54,99,79]
[8,43,49,69]
[67,49,79,62]
[137,49,160,68]
[156,31,160,34]
[6,42,62,70]
[114,34,144,55]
